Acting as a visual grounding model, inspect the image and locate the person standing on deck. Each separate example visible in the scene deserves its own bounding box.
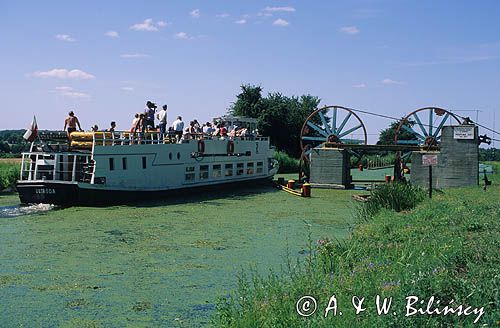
[157,105,168,140]
[144,101,157,130]
[63,111,83,138]
[106,121,116,132]
[133,113,146,144]
[172,116,184,142]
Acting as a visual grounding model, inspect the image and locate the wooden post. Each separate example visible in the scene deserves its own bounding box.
[429,165,432,199]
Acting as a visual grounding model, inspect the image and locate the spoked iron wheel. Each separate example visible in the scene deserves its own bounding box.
[393,107,461,179]
[394,107,461,147]
[299,105,368,180]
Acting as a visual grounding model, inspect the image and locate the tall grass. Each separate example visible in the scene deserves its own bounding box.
[273,151,299,173]
[357,182,426,222]
[213,180,499,327]
[0,162,18,191]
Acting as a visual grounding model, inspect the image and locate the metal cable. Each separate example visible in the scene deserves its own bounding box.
[331,106,499,137]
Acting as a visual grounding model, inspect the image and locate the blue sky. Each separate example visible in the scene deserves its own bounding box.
[1,0,499,144]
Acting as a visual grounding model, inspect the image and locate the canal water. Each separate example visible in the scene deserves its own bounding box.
[0,184,360,327]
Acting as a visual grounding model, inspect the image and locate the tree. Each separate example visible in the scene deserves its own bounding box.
[229,85,264,118]
[229,85,320,157]
[377,120,418,145]
[0,142,11,153]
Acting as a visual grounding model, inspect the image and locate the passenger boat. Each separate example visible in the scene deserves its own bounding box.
[16,116,279,205]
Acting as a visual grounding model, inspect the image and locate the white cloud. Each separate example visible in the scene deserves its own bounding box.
[121,87,134,91]
[32,68,95,79]
[55,34,76,42]
[55,86,72,91]
[340,26,360,35]
[174,32,189,40]
[353,83,366,88]
[104,30,119,38]
[273,18,290,27]
[190,9,200,18]
[130,18,158,31]
[264,6,296,12]
[120,53,150,58]
[381,78,403,85]
[258,12,273,17]
[216,13,230,18]
[235,19,247,24]
[53,86,89,98]
[157,20,169,27]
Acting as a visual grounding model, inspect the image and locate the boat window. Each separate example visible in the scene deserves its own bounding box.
[246,162,254,174]
[169,152,173,160]
[122,157,127,170]
[225,163,233,176]
[200,165,209,179]
[212,164,222,178]
[185,166,195,181]
[247,162,254,174]
[177,152,181,160]
[256,161,263,174]
[142,157,147,169]
[109,158,114,171]
[236,163,244,175]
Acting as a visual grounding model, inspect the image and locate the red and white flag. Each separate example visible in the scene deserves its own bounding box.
[23,115,38,142]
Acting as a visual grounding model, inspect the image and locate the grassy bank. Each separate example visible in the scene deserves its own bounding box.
[0,161,18,191]
[214,174,499,326]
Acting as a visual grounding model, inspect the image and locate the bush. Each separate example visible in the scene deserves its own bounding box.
[357,182,426,221]
[273,151,299,173]
[0,163,18,191]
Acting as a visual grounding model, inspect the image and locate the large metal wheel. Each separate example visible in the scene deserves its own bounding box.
[394,107,461,147]
[299,105,367,181]
[300,105,367,154]
[393,107,461,181]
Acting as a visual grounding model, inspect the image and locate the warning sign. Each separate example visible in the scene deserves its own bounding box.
[453,126,474,139]
[422,154,438,166]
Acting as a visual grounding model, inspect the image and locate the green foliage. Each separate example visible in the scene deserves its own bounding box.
[479,148,499,161]
[229,85,320,157]
[229,85,264,118]
[0,162,18,190]
[273,151,299,173]
[0,130,25,144]
[359,182,426,219]
[213,180,500,327]
[378,120,418,145]
[351,153,397,168]
[0,130,28,155]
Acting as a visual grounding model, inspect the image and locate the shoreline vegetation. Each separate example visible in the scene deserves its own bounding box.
[213,163,499,327]
[0,160,19,192]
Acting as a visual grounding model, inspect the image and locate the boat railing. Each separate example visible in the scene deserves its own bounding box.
[19,152,93,183]
[69,131,269,150]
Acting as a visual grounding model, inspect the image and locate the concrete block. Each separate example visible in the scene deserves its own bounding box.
[310,148,352,187]
[411,125,478,188]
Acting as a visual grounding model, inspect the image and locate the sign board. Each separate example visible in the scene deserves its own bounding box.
[422,154,438,166]
[453,126,474,139]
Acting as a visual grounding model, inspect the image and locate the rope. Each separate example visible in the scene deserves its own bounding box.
[332,106,499,137]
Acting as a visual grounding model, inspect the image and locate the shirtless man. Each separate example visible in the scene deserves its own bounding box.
[63,111,83,137]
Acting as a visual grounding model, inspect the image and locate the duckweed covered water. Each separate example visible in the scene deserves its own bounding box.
[0,183,361,327]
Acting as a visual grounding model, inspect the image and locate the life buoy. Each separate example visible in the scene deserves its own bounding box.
[227,140,234,154]
[198,139,205,153]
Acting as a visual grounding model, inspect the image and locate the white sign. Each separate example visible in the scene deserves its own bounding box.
[453,126,474,139]
[422,154,438,166]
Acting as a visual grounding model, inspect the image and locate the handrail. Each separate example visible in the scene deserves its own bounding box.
[74,131,270,148]
[19,152,92,183]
